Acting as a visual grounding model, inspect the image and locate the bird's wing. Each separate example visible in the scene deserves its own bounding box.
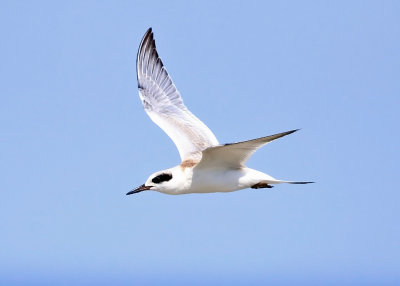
[137,28,218,161]
[195,130,298,169]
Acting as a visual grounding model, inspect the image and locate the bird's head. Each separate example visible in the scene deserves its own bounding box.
[127,167,187,195]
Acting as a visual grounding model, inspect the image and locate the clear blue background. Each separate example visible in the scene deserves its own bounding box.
[1,0,399,285]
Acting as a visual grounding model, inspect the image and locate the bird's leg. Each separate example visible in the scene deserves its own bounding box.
[251,182,274,189]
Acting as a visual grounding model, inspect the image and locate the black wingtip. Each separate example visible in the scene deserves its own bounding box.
[137,28,156,85]
[276,129,299,138]
[289,128,301,134]
[142,28,154,44]
[139,28,154,48]
[289,181,315,184]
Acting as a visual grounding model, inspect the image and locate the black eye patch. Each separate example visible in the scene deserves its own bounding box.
[152,173,172,184]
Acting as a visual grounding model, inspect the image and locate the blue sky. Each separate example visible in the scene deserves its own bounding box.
[1,0,399,285]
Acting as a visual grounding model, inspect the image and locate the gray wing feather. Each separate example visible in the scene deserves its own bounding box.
[196,130,298,169]
[137,28,218,161]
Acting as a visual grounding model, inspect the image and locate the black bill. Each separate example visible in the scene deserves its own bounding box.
[126,184,151,195]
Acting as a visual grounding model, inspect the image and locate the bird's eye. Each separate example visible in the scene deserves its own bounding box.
[152,173,172,184]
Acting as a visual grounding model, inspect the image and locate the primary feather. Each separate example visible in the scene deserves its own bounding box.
[196,130,298,169]
[136,28,218,161]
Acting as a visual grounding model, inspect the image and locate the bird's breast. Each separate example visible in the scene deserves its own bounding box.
[186,168,250,193]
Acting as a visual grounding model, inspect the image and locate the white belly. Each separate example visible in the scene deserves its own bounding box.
[184,167,276,194]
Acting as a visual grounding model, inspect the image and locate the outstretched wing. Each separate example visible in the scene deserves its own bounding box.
[137,28,218,161]
[195,130,298,169]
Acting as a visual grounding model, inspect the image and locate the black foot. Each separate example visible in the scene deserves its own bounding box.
[251,182,274,189]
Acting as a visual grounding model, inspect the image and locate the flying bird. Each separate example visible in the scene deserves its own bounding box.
[127,28,312,195]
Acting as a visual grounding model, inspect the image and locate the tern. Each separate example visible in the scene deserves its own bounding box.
[127,28,312,196]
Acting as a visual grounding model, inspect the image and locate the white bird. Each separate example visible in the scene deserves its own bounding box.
[127,28,312,196]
